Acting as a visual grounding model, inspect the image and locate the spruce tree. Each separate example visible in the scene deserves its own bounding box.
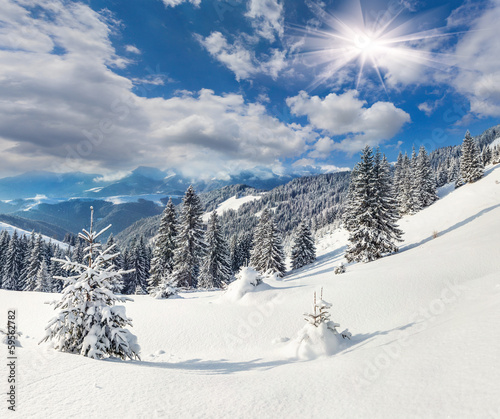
[23,234,44,291]
[250,209,286,277]
[169,186,205,288]
[410,147,422,212]
[40,207,140,360]
[198,211,232,288]
[2,231,23,290]
[344,146,402,263]
[235,232,253,271]
[148,198,177,291]
[373,152,403,255]
[291,222,316,270]
[415,146,438,209]
[131,236,149,295]
[460,130,484,183]
[250,208,271,271]
[34,260,52,293]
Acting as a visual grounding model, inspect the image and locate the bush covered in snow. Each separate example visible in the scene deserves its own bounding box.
[0,327,21,347]
[287,290,351,360]
[334,263,346,275]
[150,280,178,299]
[224,266,263,301]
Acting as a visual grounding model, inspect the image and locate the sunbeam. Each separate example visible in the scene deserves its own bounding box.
[290,0,461,91]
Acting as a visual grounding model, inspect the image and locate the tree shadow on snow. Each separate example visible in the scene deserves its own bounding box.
[108,357,295,375]
[400,203,500,253]
[340,322,415,355]
[284,246,347,282]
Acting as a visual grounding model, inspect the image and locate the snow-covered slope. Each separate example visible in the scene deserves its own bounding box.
[0,222,68,249]
[202,194,261,222]
[2,166,500,418]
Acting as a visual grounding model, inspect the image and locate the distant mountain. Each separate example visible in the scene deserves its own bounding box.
[0,166,310,201]
[0,214,71,240]
[13,199,166,239]
[85,166,304,198]
[0,171,105,200]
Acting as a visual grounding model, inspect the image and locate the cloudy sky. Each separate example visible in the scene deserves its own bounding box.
[0,0,499,179]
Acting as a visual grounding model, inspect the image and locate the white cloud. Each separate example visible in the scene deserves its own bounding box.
[245,0,284,42]
[418,102,434,116]
[197,31,288,81]
[445,0,500,118]
[287,90,410,153]
[125,45,141,54]
[198,32,257,81]
[161,0,201,7]
[0,0,311,178]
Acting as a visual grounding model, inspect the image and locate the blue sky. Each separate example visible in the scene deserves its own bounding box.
[0,0,499,179]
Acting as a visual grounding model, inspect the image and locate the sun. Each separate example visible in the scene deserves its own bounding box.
[290,0,456,91]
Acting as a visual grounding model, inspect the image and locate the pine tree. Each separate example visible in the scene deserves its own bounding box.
[2,231,23,290]
[414,145,438,208]
[250,208,271,271]
[23,234,44,291]
[493,145,500,164]
[50,247,65,292]
[250,209,286,277]
[460,130,484,184]
[291,222,316,270]
[169,186,205,288]
[396,153,414,215]
[410,147,422,212]
[131,236,149,295]
[104,234,123,292]
[373,152,403,254]
[40,207,140,360]
[34,260,52,292]
[198,211,232,288]
[148,198,177,291]
[344,146,402,263]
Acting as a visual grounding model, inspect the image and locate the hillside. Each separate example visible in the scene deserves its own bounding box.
[1,164,499,417]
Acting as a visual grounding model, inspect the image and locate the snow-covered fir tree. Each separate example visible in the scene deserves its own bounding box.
[169,186,205,288]
[414,146,438,208]
[373,152,403,255]
[148,198,177,291]
[303,289,351,339]
[231,232,253,273]
[493,145,500,164]
[198,211,232,288]
[23,234,44,291]
[131,236,149,295]
[291,222,316,270]
[344,146,402,263]
[40,207,140,360]
[460,130,484,184]
[2,231,23,290]
[250,209,286,277]
[395,152,414,215]
[410,147,422,213]
[34,259,52,292]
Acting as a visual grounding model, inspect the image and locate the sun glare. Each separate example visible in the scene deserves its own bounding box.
[291,0,457,91]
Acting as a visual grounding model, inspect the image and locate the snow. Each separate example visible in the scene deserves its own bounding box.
[2,164,500,417]
[203,194,261,222]
[488,136,500,149]
[0,222,68,249]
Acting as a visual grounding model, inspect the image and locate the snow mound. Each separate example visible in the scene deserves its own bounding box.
[284,322,346,360]
[223,267,267,302]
